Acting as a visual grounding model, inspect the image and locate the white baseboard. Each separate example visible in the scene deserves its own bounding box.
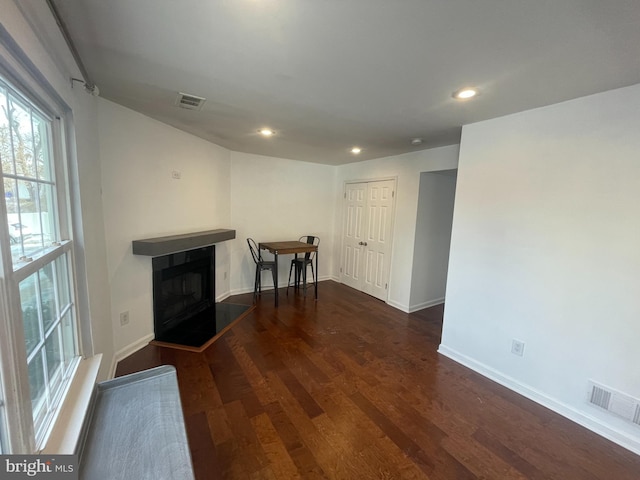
[108,333,155,379]
[328,281,442,314]
[388,297,444,313]
[386,299,409,313]
[229,285,257,296]
[407,297,444,313]
[215,291,231,302]
[437,344,640,456]
[228,275,333,297]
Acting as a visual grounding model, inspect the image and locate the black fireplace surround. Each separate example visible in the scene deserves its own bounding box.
[133,229,251,349]
[152,246,215,343]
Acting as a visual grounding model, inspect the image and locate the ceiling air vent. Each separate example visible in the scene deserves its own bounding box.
[176,92,206,111]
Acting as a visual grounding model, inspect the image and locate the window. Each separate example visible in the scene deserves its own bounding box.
[2,89,58,265]
[0,73,80,451]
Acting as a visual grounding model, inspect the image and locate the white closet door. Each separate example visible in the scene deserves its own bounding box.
[341,179,395,301]
[341,182,367,290]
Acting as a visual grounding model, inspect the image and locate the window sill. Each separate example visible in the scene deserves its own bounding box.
[40,354,102,454]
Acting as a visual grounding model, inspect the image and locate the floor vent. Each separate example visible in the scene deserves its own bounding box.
[590,385,611,409]
[588,381,640,427]
[176,92,206,110]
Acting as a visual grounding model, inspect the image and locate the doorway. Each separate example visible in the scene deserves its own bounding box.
[409,170,457,311]
[340,179,396,301]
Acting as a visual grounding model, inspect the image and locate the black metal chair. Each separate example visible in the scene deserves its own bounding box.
[287,235,319,294]
[247,238,276,302]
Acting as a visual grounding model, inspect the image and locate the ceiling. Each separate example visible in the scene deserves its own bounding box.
[47,0,640,165]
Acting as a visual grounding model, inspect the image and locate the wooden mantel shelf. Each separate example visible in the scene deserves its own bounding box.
[132,228,236,256]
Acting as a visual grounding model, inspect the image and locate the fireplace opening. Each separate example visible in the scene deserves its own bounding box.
[153,246,214,337]
[152,246,251,349]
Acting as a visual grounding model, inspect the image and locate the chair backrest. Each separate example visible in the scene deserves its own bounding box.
[247,238,261,264]
[299,235,320,260]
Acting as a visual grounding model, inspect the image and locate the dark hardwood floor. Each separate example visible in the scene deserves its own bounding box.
[116,281,640,479]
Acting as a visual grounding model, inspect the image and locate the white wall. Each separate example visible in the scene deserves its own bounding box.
[229,151,336,293]
[97,99,231,353]
[441,83,640,453]
[335,146,459,311]
[1,1,113,379]
[409,171,456,311]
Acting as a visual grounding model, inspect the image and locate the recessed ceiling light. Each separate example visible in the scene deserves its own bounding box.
[411,138,423,146]
[452,87,478,100]
[350,147,362,154]
[259,128,275,137]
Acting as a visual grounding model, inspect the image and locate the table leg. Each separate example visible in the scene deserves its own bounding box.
[274,252,279,307]
[315,250,318,300]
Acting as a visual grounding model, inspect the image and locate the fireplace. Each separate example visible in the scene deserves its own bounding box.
[152,246,215,342]
[133,229,251,351]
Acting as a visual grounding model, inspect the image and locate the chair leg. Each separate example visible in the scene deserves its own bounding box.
[287,261,294,295]
[302,262,308,295]
[287,262,313,294]
[253,265,260,302]
[295,263,302,289]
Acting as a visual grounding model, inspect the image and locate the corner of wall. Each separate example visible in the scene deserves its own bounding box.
[386,299,410,313]
[107,333,155,379]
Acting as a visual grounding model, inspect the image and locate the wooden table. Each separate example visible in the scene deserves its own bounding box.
[259,241,318,306]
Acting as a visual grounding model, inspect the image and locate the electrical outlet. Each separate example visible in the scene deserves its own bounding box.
[171,170,182,179]
[511,339,525,356]
[120,311,130,326]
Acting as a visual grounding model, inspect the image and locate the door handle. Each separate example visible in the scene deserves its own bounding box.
[358,241,368,246]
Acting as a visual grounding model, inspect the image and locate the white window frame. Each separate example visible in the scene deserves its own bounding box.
[0,39,89,454]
